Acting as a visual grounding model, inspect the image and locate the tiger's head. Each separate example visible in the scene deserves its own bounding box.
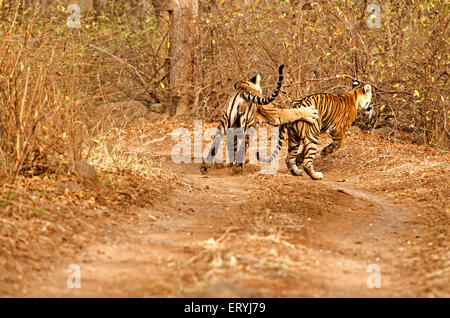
[234,73,264,96]
[352,81,373,117]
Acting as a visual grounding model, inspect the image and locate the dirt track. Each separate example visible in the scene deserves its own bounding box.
[4,122,449,297]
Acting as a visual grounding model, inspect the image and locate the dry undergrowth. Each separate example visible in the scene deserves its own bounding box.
[0,119,179,294]
[0,1,447,297]
[0,119,448,297]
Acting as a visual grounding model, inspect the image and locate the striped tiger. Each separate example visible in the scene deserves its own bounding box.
[200,65,319,175]
[258,81,373,180]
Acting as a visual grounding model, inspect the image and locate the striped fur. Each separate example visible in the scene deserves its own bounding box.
[200,66,319,175]
[200,65,285,175]
[239,65,285,105]
[260,83,373,180]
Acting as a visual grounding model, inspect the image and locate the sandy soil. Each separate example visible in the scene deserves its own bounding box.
[1,121,448,297]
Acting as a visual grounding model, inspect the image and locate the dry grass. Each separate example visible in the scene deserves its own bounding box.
[0,2,175,294]
[0,1,168,180]
[0,122,177,295]
[1,1,447,184]
[1,118,448,297]
[192,0,449,147]
[0,1,448,297]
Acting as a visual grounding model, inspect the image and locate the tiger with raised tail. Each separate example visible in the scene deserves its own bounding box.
[258,81,373,180]
[200,65,318,175]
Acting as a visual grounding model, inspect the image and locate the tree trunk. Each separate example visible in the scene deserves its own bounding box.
[168,0,198,116]
[150,0,170,91]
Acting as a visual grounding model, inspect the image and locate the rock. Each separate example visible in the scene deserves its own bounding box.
[148,102,167,114]
[73,161,99,184]
[373,126,393,136]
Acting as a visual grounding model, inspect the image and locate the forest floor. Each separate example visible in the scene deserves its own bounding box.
[0,120,448,297]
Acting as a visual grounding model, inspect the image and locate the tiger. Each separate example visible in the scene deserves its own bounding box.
[200,65,319,175]
[258,80,373,180]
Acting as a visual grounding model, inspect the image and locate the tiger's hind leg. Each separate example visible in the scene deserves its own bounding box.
[285,139,304,176]
[230,125,256,174]
[228,129,248,175]
[302,138,323,180]
[230,137,244,175]
[295,144,305,166]
[200,129,223,174]
[200,143,216,174]
[200,145,216,174]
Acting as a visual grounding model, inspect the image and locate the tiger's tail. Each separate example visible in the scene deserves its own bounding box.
[256,125,286,163]
[243,65,285,105]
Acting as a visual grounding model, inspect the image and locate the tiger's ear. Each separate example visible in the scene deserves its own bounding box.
[250,74,261,85]
[352,80,360,89]
[363,84,372,94]
[233,81,240,89]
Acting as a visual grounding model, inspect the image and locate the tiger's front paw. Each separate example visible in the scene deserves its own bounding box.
[300,106,319,124]
[288,163,304,176]
[289,168,303,176]
[308,171,323,180]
